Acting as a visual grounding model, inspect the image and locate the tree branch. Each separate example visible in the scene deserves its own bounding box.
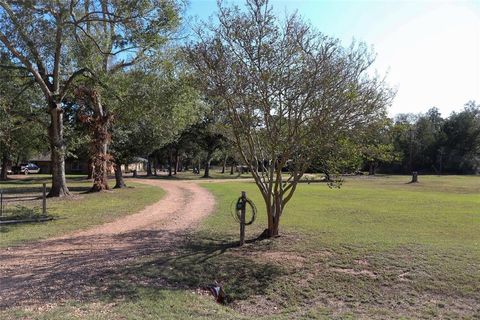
[0,31,51,99]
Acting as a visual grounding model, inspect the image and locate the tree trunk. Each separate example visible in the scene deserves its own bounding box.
[174,149,179,175]
[113,162,126,188]
[87,157,93,179]
[203,156,211,178]
[269,217,280,237]
[368,162,375,175]
[90,124,109,192]
[266,199,281,237]
[153,157,158,176]
[230,162,234,175]
[90,135,109,192]
[411,171,418,183]
[146,157,153,176]
[76,86,111,192]
[265,211,280,238]
[48,105,71,197]
[0,153,8,181]
[221,155,227,174]
[168,149,173,177]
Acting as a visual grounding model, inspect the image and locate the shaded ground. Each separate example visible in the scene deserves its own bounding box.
[0,179,214,309]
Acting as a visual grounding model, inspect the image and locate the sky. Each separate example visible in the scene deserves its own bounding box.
[185,0,480,117]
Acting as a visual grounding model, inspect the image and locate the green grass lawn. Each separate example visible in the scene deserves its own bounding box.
[190,175,480,319]
[1,175,479,319]
[0,175,164,247]
[202,175,480,246]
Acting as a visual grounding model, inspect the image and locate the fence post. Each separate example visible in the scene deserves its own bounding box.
[239,191,246,246]
[42,183,47,216]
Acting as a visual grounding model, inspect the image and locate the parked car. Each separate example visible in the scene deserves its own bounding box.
[11,163,41,175]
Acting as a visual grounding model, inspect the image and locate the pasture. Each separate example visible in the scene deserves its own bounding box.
[1,175,478,319]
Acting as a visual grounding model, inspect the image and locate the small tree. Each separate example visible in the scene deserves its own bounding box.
[187,0,393,237]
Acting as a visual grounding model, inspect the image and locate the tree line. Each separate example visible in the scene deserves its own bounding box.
[344,103,480,176]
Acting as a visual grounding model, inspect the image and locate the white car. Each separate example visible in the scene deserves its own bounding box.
[12,163,41,174]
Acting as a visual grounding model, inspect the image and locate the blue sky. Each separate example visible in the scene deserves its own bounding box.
[185,0,480,117]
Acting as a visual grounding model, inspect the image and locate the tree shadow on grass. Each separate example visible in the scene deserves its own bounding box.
[0,228,286,309]
[100,234,286,303]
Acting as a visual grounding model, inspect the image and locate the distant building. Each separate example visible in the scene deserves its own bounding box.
[29,153,147,175]
[121,157,148,173]
[29,153,90,175]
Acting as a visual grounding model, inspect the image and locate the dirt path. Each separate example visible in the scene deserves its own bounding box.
[0,179,215,309]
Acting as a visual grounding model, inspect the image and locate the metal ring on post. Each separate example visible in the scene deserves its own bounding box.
[230,196,256,225]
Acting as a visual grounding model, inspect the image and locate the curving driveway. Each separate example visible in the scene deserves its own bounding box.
[0,179,215,309]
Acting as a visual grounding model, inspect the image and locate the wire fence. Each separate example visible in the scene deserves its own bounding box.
[0,184,49,224]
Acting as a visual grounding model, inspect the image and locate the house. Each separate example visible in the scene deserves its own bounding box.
[29,153,147,175]
[29,153,90,175]
[121,157,148,173]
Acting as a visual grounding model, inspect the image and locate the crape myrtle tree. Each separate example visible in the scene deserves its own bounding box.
[187,0,394,237]
[0,0,180,196]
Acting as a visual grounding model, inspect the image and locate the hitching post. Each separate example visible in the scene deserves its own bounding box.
[42,183,47,216]
[239,191,246,246]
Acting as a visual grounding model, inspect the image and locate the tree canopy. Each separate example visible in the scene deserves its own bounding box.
[186,0,394,236]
